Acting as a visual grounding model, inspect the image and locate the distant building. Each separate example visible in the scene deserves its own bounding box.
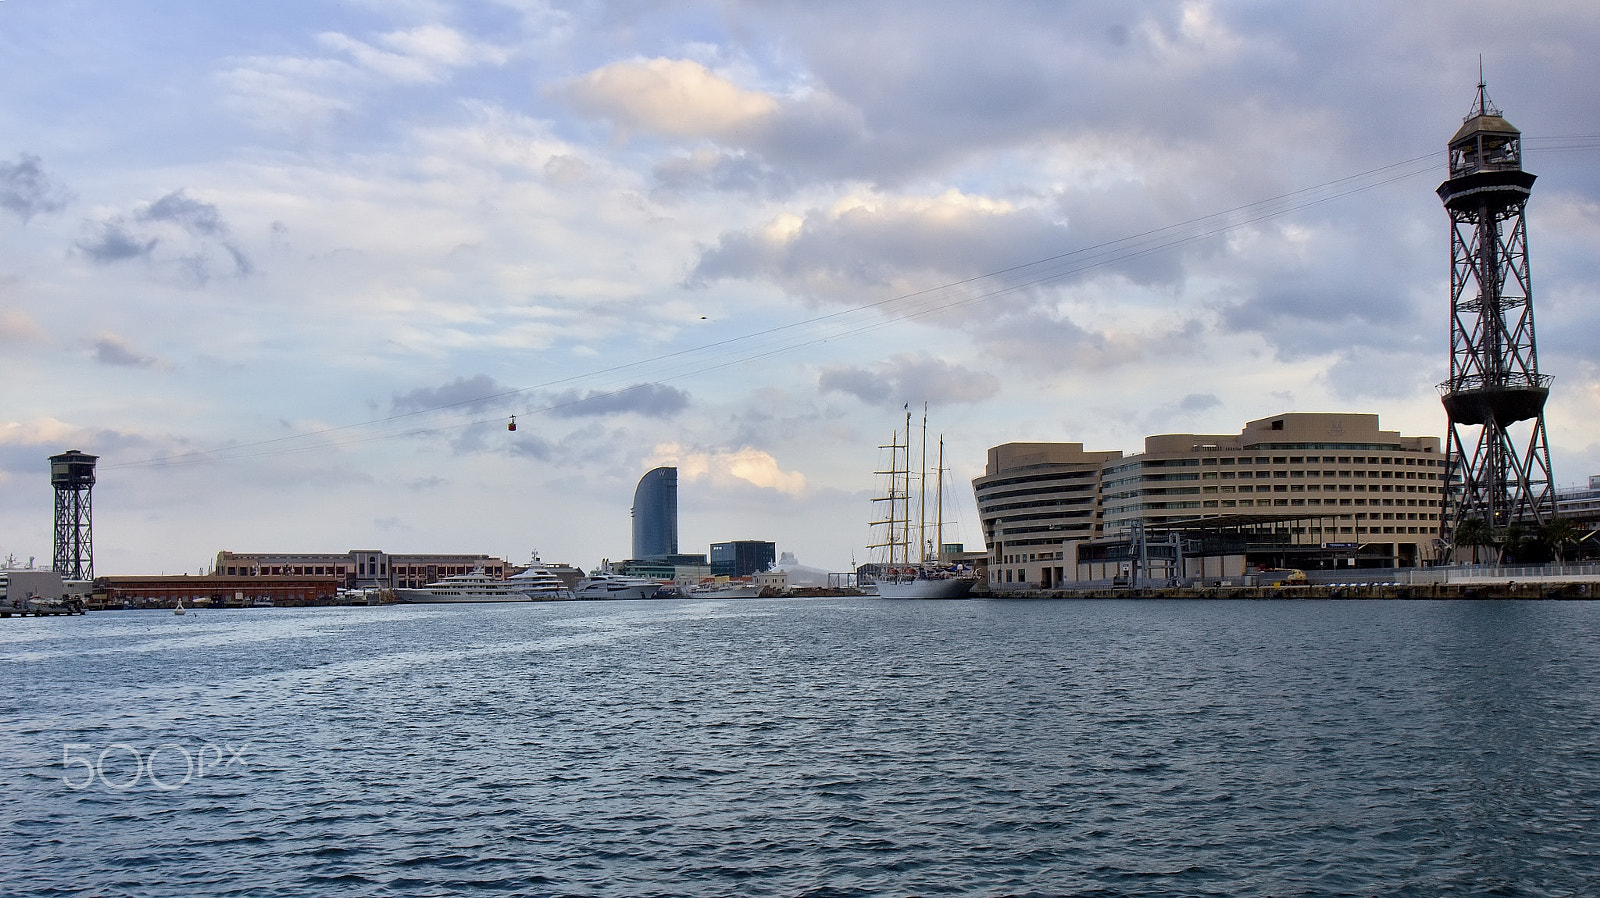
[214,550,509,590]
[710,540,776,578]
[97,574,338,608]
[1556,476,1600,527]
[632,467,679,561]
[976,413,1447,588]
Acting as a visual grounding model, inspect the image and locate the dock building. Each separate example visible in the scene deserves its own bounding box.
[975,413,1447,588]
[214,550,510,590]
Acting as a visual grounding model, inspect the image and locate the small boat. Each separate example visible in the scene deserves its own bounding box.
[572,572,665,600]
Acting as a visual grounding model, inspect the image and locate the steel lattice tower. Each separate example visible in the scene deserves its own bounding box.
[1437,80,1555,555]
[50,450,97,580]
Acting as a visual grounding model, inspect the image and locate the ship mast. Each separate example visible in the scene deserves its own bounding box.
[917,404,928,564]
[935,436,945,564]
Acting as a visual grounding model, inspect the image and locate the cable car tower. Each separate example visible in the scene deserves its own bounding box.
[51,450,98,580]
[1437,77,1555,554]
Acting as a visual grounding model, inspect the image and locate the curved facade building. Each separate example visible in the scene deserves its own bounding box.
[632,467,679,561]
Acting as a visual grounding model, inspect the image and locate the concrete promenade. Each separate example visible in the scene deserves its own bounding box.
[979,562,1600,600]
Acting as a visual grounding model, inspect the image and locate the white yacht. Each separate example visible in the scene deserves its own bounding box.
[507,561,574,601]
[572,573,664,600]
[394,568,536,604]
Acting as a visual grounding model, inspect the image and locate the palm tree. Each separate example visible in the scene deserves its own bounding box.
[1451,516,1494,565]
[1541,518,1581,565]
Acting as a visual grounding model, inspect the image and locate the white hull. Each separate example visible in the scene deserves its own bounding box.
[875,576,976,599]
[393,567,546,604]
[393,589,534,604]
[689,585,760,598]
[573,575,665,600]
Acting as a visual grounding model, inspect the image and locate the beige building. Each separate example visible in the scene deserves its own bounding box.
[975,413,1447,588]
[972,442,1122,589]
[214,550,510,590]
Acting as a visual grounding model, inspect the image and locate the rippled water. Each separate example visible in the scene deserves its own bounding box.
[3,598,1598,896]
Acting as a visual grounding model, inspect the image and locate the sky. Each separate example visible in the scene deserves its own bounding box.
[2,1,1599,577]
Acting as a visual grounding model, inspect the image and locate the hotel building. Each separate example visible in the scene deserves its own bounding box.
[975,413,1447,588]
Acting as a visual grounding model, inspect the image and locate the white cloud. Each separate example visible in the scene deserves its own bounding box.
[649,442,807,496]
[559,58,779,141]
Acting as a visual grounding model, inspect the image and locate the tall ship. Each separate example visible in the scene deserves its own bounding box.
[868,406,977,599]
[393,568,541,604]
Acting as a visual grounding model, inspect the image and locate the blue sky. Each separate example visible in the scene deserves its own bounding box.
[3,1,1599,576]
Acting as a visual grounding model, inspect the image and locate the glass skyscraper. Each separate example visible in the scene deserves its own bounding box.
[631,466,678,561]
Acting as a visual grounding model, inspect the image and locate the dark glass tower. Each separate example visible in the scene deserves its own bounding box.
[631,467,679,560]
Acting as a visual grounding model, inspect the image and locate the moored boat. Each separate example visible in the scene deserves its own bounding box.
[572,572,665,600]
[875,566,976,599]
[393,568,536,604]
[507,558,574,601]
[866,405,978,599]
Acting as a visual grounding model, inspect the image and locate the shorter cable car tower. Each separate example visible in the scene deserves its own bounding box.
[51,450,97,580]
[1436,78,1555,554]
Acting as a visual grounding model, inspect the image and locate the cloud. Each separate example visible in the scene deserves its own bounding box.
[650,442,807,496]
[547,383,690,419]
[0,154,71,222]
[221,24,512,130]
[819,354,1000,407]
[75,190,251,280]
[689,190,1073,306]
[0,307,46,344]
[391,374,509,413]
[559,58,778,142]
[75,220,158,263]
[91,333,164,369]
[140,190,227,237]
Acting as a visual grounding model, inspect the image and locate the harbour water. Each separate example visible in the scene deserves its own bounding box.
[3,598,1598,896]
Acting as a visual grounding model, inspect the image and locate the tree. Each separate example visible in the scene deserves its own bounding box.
[1451,516,1493,565]
[1541,518,1581,565]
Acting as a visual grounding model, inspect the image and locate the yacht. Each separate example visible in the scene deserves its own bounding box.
[572,572,665,600]
[507,561,574,601]
[394,568,536,604]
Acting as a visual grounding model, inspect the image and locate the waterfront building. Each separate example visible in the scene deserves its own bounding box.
[975,413,1447,588]
[710,540,776,578]
[214,550,509,590]
[96,574,338,608]
[1556,475,1600,528]
[972,443,1122,590]
[632,467,679,561]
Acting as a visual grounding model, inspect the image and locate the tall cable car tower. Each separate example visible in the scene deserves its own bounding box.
[51,450,98,580]
[1437,78,1555,554]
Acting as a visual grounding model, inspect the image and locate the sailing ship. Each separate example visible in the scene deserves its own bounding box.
[868,406,977,599]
